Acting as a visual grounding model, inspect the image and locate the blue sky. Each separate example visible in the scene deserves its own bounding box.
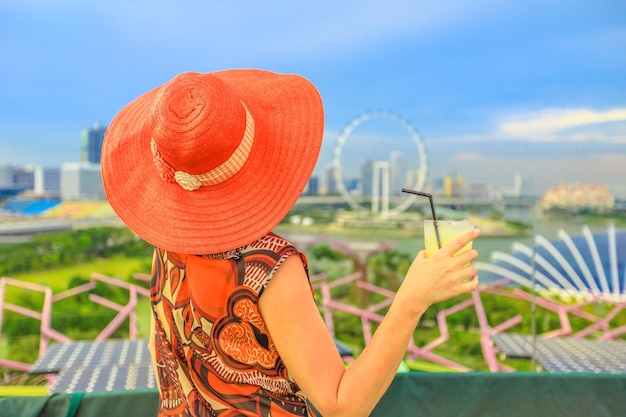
[1,0,625,195]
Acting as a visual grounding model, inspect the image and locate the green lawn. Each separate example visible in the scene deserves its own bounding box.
[5,255,151,293]
[1,255,153,365]
[0,385,49,397]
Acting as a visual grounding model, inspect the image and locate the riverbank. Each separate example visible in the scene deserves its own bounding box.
[277,213,529,239]
[276,212,624,265]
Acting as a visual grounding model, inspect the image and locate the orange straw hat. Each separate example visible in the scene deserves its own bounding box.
[101,69,324,254]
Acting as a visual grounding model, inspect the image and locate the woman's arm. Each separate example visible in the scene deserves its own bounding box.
[259,228,480,417]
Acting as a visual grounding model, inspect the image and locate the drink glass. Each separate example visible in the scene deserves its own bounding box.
[423,220,475,257]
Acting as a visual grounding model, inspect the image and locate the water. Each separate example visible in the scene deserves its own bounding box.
[284,207,623,266]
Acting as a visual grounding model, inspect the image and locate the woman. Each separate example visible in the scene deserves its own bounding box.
[101,69,479,417]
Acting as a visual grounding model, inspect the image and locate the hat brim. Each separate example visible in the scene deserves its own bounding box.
[102,69,324,254]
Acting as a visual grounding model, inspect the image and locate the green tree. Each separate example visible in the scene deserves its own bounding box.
[369,249,412,291]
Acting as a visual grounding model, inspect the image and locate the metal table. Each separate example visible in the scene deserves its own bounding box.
[49,363,156,394]
[31,338,354,393]
[30,339,152,374]
[29,339,155,393]
[493,333,626,373]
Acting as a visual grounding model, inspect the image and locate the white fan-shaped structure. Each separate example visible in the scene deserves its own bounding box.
[476,224,626,301]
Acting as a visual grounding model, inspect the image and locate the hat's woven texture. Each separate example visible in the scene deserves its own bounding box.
[101,70,324,254]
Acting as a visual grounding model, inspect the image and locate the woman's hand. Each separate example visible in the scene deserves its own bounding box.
[395,228,480,318]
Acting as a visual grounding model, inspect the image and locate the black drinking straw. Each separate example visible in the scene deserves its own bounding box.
[402,188,442,249]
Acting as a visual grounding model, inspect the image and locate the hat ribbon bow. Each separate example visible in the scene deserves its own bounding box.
[150,105,255,191]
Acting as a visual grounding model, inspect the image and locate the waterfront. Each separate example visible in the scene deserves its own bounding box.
[277,210,624,265]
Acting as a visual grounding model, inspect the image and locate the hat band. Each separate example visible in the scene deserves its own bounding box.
[150,105,255,191]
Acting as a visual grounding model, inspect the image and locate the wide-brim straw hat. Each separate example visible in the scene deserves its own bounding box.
[101,69,324,254]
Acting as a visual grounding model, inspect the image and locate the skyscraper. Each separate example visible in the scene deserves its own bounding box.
[61,162,105,201]
[513,173,535,197]
[80,122,107,164]
[389,151,407,196]
[33,166,61,197]
[322,164,339,195]
[361,159,373,196]
[306,176,319,196]
[0,165,14,187]
[372,161,390,215]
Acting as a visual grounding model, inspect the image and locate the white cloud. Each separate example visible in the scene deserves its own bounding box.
[497,108,626,142]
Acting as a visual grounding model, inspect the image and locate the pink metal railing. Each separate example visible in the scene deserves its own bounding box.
[0,273,150,377]
[2,244,625,378]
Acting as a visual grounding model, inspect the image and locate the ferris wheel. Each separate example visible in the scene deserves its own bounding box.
[331,110,428,214]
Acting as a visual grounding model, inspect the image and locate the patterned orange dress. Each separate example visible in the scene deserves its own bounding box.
[148,233,316,416]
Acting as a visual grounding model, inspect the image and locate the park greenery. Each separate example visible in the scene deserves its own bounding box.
[0,226,152,277]
[1,224,625,382]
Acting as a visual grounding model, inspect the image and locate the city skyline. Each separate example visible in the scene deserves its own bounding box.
[1,1,625,195]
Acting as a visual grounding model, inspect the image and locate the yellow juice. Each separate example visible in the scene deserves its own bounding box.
[424,220,475,257]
